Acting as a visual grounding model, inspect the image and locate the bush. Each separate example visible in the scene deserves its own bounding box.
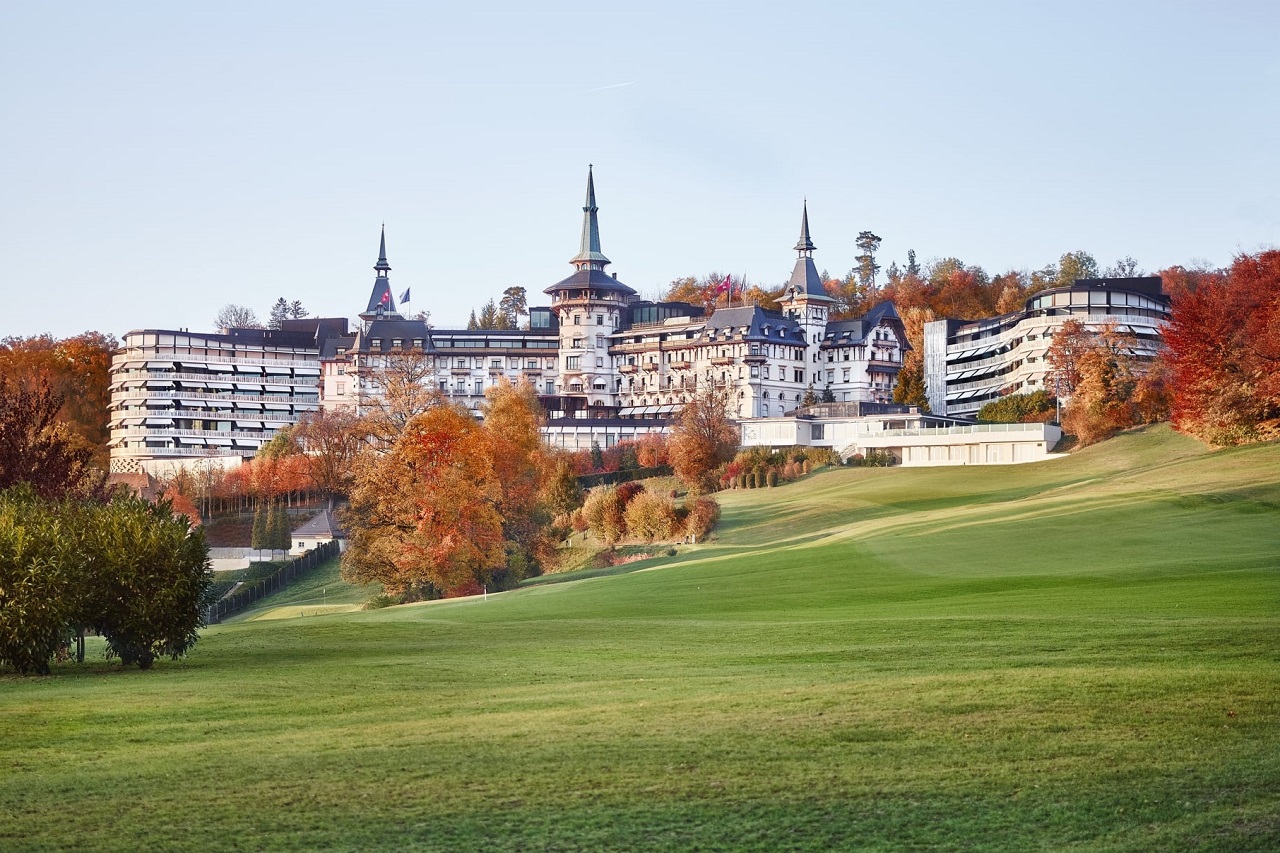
[363,593,399,610]
[683,496,721,541]
[766,470,778,487]
[583,486,627,544]
[624,491,678,542]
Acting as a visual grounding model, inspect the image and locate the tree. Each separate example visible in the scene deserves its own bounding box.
[0,377,106,501]
[478,300,499,330]
[0,487,78,674]
[499,287,528,329]
[0,332,117,467]
[892,361,930,410]
[466,309,479,330]
[215,304,262,330]
[1163,250,1280,445]
[821,384,836,404]
[1056,251,1100,288]
[977,391,1056,424]
[854,231,883,292]
[268,298,290,330]
[357,349,443,443]
[544,458,584,518]
[1102,257,1142,278]
[288,300,308,319]
[668,381,738,494]
[292,409,363,508]
[72,493,211,670]
[802,384,818,406]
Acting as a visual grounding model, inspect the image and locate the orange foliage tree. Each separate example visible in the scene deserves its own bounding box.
[342,380,554,598]
[1163,251,1280,445]
[668,381,738,493]
[0,332,117,468]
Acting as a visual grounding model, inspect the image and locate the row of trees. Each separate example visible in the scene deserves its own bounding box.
[466,287,528,330]
[567,483,719,545]
[214,300,308,331]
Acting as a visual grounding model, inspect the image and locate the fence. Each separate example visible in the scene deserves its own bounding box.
[205,539,340,624]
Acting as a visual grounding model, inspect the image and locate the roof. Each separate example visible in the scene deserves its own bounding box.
[821,301,910,350]
[544,267,638,297]
[704,305,804,341]
[292,510,345,539]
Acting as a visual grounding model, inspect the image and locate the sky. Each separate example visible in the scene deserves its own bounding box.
[2,1,1277,340]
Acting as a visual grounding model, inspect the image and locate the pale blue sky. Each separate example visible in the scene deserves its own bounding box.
[2,1,1276,339]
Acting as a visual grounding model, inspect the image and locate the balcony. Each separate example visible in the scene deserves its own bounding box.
[641,362,660,372]
[619,364,639,374]
[670,360,692,370]
[711,356,734,366]
[450,368,472,376]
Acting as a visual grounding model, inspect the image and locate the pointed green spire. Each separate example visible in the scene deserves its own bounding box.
[570,165,611,269]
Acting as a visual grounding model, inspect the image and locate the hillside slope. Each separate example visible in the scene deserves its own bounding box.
[2,425,1277,852]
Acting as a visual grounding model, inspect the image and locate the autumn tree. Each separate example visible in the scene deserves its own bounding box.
[892,305,935,411]
[668,381,738,493]
[977,390,1056,424]
[357,348,443,443]
[342,380,553,598]
[1164,250,1280,445]
[0,332,117,467]
[0,377,106,501]
[292,408,363,508]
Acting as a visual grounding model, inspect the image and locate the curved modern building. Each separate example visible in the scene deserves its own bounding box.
[923,277,1170,417]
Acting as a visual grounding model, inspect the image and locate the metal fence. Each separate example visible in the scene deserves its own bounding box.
[205,539,340,624]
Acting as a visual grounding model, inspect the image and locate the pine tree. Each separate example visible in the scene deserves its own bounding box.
[273,503,292,551]
[478,300,499,329]
[466,310,479,330]
[251,505,267,550]
[802,384,818,407]
[821,383,836,403]
[268,298,289,330]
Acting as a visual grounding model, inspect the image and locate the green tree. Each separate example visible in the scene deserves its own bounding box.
[466,310,479,330]
[893,361,931,410]
[854,231,882,291]
[499,287,528,329]
[251,505,268,551]
[288,299,308,319]
[544,458,584,517]
[268,298,290,330]
[977,390,1056,423]
[802,384,818,406]
[821,383,836,404]
[0,487,77,674]
[1057,251,1100,288]
[478,300,499,330]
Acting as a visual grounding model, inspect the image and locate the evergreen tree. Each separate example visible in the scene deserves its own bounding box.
[273,503,292,551]
[268,298,290,330]
[466,310,479,330]
[251,504,267,551]
[821,383,836,403]
[478,300,499,330]
[288,300,308,319]
[590,441,604,471]
[802,384,818,407]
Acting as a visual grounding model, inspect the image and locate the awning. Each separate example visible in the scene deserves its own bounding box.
[144,417,174,426]
[264,384,291,393]
[144,400,175,408]
[119,360,145,370]
[121,417,145,427]
[616,407,637,416]
[235,382,264,392]
[177,381,208,390]
[234,401,264,410]
[233,364,263,373]
[234,420,262,429]
[262,421,292,430]
[206,400,234,410]
[145,360,175,370]
[206,381,234,390]
[177,437,207,446]
[178,398,207,407]
[233,438,261,448]
[205,437,234,447]
[640,406,658,415]
[145,379,175,388]
[264,366,293,375]
[206,363,235,372]
[107,437,125,447]
[263,403,291,411]
[294,366,321,375]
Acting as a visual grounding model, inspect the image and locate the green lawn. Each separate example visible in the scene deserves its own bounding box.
[3,424,1278,851]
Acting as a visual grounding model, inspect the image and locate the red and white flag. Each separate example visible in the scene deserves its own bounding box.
[716,274,732,293]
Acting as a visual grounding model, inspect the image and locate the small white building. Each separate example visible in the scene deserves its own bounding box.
[739,404,1063,467]
[290,510,346,556]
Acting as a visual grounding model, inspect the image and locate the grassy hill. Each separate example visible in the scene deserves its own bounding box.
[2,424,1277,851]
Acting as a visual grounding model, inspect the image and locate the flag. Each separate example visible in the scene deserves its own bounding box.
[716,274,732,293]
[399,288,410,303]
[379,290,390,305]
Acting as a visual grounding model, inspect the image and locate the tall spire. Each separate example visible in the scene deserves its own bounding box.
[794,199,816,256]
[374,223,391,274]
[570,164,611,270]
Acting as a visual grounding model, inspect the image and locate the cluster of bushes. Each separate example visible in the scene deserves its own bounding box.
[570,434,668,476]
[557,483,719,544]
[846,449,896,467]
[718,446,840,490]
[977,390,1058,424]
[0,486,211,674]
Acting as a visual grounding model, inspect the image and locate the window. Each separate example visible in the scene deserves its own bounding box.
[566,355,580,370]
[474,380,484,395]
[336,382,345,396]
[545,381,555,395]
[794,369,804,383]
[596,357,604,367]
[573,314,581,325]
[843,368,850,382]
[596,314,603,325]
[596,335,605,348]
[392,339,402,348]
[572,337,584,348]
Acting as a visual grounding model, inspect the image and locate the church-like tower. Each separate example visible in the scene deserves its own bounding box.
[359,226,403,325]
[779,201,833,389]
[543,166,636,415]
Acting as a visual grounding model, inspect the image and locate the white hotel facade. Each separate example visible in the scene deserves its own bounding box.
[109,168,911,468]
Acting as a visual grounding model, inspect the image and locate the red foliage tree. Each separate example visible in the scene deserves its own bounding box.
[1164,251,1280,444]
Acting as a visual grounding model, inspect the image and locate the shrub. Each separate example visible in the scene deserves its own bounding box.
[766,470,778,487]
[582,486,626,544]
[363,593,399,610]
[683,496,721,541]
[624,491,678,542]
